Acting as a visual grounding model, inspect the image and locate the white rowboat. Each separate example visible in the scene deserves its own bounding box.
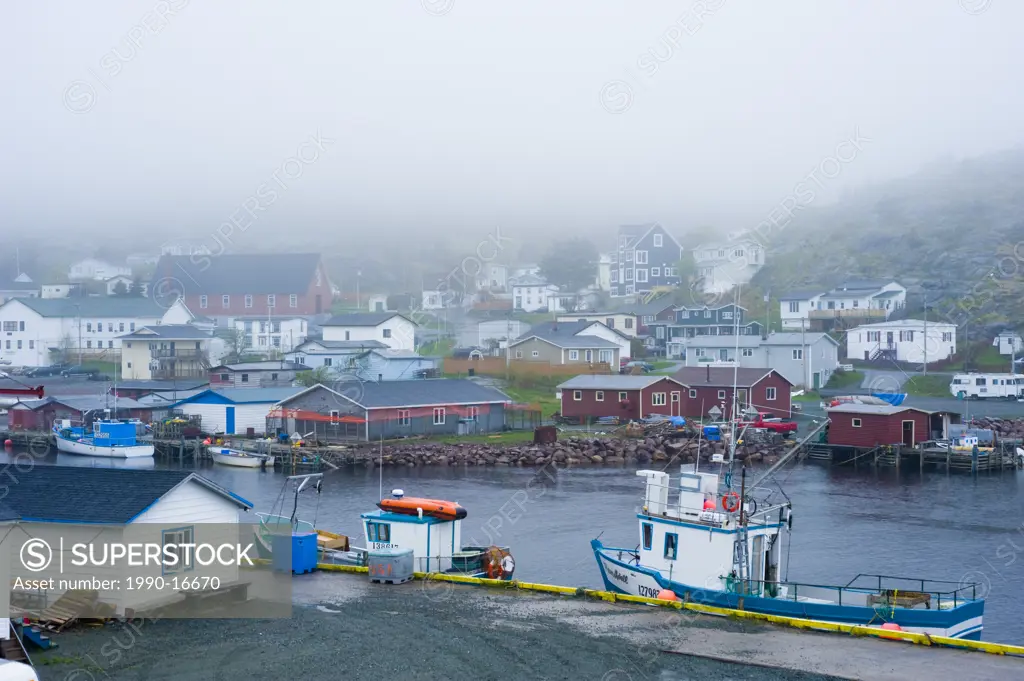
[209,446,274,468]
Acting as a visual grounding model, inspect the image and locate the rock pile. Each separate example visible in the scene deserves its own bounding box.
[967,417,1024,441]
[323,434,790,468]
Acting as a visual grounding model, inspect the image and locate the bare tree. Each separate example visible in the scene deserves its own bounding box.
[223,328,248,362]
[58,333,74,363]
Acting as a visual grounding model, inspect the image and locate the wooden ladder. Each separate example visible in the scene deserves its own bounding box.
[0,621,32,667]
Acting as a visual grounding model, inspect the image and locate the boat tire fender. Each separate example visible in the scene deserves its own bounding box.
[722,492,741,513]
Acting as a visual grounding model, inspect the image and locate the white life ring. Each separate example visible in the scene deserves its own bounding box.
[501,555,515,575]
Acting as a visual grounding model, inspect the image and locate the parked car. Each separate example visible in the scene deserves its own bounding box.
[25,364,67,377]
[60,365,102,378]
[620,361,655,374]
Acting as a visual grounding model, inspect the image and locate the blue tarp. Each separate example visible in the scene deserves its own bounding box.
[871,392,907,406]
[670,417,686,427]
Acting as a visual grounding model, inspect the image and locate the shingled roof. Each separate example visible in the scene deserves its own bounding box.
[9,297,164,318]
[281,379,510,410]
[153,254,322,295]
[672,366,792,388]
[0,466,251,523]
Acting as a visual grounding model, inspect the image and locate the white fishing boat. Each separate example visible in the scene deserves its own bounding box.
[209,446,274,468]
[52,419,155,458]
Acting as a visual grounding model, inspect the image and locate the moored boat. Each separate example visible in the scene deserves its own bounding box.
[254,474,351,560]
[377,496,467,520]
[52,419,154,459]
[209,446,275,468]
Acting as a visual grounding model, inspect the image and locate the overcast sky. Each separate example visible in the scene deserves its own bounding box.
[2,1,1021,249]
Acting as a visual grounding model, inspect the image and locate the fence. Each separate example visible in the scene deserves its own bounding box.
[443,357,613,378]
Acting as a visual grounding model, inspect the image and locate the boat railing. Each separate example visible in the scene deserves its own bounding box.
[843,573,981,602]
[727,574,980,609]
[256,512,315,535]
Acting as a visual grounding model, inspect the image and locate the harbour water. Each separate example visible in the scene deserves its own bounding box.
[6,448,1023,644]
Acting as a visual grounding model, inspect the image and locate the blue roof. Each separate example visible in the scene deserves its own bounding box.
[170,387,304,406]
[0,466,251,523]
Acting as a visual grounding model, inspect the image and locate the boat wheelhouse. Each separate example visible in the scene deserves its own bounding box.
[52,419,155,458]
[592,464,985,639]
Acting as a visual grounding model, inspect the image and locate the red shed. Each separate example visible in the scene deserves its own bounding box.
[672,366,793,419]
[557,375,689,420]
[826,404,932,448]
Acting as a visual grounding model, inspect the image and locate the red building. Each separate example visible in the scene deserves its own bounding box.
[8,396,153,431]
[671,366,793,419]
[826,404,936,448]
[558,375,690,420]
[152,254,331,316]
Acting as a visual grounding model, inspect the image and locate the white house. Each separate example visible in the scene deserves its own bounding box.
[168,387,303,435]
[40,283,81,299]
[284,339,389,371]
[321,313,417,352]
[682,332,840,389]
[0,297,184,367]
[104,274,143,296]
[0,273,38,304]
[508,264,541,285]
[993,331,1024,356]
[847,319,956,365]
[782,280,906,329]
[421,289,445,311]
[512,275,565,313]
[595,253,613,292]
[692,239,765,295]
[555,311,639,338]
[67,258,131,282]
[231,317,308,353]
[0,466,251,617]
[474,319,530,350]
[367,294,390,313]
[475,262,508,291]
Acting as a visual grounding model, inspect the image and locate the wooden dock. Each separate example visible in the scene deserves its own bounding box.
[802,442,1022,473]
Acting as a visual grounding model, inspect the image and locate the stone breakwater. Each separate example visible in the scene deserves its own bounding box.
[322,435,789,468]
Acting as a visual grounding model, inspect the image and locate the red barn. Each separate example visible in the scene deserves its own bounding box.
[826,404,933,448]
[557,375,689,420]
[672,366,793,419]
[152,254,331,316]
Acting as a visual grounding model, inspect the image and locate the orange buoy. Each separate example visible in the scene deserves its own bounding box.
[881,622,902,631]
[657,589,678,601]
[203,438,211,445]
[703,499,716,511]
[3,440,12,447]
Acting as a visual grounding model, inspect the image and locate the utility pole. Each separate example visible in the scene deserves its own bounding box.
[801,318,807,390]
[505,312,511,381]
[74,303,82,365]
[923,298,928,376]
[356,270,362,311]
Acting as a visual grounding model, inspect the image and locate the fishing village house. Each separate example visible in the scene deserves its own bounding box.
[366,294,390,312]
[284,339,390,371]
[106,379,210,401]
[507,321,624,367]
[681,332,841,390]
[671,366,793,419]
[691,239,765,295]
[556,375,691,421]
[511,274,564,313]
[993,331,1024,357]
[119,324,225,381]
[0,466,253,618]
[653,304,764,359]
[40,282,82,299]
[610,223,684,298]
[0,297,197,367]
[230,316,309,353]
[321,312,417,352]
[269,379,512,441]
[595,253,613,292]
[346,349,439,382]
[7,395,153,431]
[168,387,304,435]
[0,273,39,304]
[780,280,906,331]
[555,310,640,338]
[846,319,956,364]
[152,253,333,321]
[465,319,532,354]
[825,404,954,448]
[67,258,132,282]
[209,361,310,389]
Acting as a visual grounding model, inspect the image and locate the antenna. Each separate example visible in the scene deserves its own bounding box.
[379,430,384,501]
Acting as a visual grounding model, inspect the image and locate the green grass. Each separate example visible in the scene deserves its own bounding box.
[903,374,952,397]
[792,391,822,402]
[419,338,455,356]
[824,370,863,389]
[82,360,118,376]
[649,361,676,371]
[502,381,561,417]
[431,431,540,445]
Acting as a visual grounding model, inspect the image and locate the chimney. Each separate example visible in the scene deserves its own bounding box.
[706,363,710,383]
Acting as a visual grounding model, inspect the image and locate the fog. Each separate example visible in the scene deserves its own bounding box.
[2,1,1021,249]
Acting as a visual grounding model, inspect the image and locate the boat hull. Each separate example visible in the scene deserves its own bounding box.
[592,540,983,640]
[209,447,274,468]
[54,435,154,458]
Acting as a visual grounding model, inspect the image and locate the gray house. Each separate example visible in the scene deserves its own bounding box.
[271,379,511,441]
[350,349,438,381]
[681,332,840,389]
[507,322,621,366]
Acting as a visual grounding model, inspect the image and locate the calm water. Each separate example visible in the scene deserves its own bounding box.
[6,449,1024,644]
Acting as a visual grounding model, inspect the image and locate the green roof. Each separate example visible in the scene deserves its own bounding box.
[8,297,165,318]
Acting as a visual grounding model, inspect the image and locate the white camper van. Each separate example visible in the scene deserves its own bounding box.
[949,373,1024,399]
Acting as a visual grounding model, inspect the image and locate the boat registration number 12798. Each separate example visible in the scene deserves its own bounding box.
[638,585,662,598]
[371,542,398,549]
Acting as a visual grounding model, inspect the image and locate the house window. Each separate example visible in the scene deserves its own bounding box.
[290,294,298,308]
[200,295,208,309]
[569,350,579,360]
[596,391,605,401]
[742,348,753,357]
[651,267,661,277]
[792,349,803,360]
[694,349,704,357]
[2,322,15,332]
[636,269,648,283]
[130,323,135,331]
[852,418,862,428]
[618,391,628,402]
[652,392,666,406]
[704,310,711,318]
[625,269,633,281]
[241,373,249,383]
[398,409,410,426]
[108,323,113,332]
[267,294,276,308]
[717,390,726,399]
[671,391,679,403]
[161,526,195,575]
[86,341,92,349]
[653,234,663,247]
[324,358,333,367]
[86,323,92,332]
[383,329,392,339]
[573,390,582,401]
[223,295,230,308]
[467,406,479,422]
[766,387,777,401]
[119,322,124,332]
[635,250,648,265]
[433,407,446,425]
[220,373,229,381]
[270,373,279,381]
[788,301,799,313]
[108,341,113,348]
[664,532,678,560]
[243,295,252,308]
[642,523,653,550]
[689,389,697,398]
[515,350,523,359]
[625,318,633,329]
[722,311,733,320]
[29,340,33,349]
[367,522,390,543]
[605,318,615,328]
[532,350,539,358]
[16,340,21,349]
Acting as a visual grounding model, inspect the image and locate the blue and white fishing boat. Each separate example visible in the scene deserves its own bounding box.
[52,419,155,458]
[592,286,984,640]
